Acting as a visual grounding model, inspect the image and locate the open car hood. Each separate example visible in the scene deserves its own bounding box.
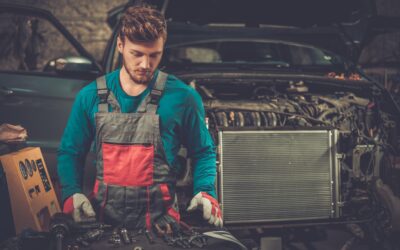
[107,0,386,62]
[108,0,375,27]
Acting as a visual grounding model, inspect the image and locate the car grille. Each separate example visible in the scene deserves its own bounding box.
[218,129,340,224]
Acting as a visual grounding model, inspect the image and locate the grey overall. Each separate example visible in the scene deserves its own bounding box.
[91,71,180,229]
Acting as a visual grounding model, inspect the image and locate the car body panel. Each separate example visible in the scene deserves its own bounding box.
[0,72,88,150]
[0,3,102,153]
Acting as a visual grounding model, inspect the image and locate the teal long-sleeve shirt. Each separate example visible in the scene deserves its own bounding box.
[57,69,216,202]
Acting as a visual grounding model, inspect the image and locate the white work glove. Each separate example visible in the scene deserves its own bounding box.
[187,192,223,227]
[63,193,96,222]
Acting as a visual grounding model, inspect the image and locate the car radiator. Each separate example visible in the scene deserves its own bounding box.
[218,129,341,224]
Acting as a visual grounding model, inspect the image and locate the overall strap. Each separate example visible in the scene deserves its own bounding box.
[96,76,121,113]
[137,71,168,114]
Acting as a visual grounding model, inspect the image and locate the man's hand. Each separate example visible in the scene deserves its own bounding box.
[187,192,223,227]
[63,193,96,222]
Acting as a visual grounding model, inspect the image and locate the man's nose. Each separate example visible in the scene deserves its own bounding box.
[140,56,150,69]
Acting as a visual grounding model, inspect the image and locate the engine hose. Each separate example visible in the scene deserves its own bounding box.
[317,109,339,121]
[268,112,278,127]
[206,111,218,128]
[235,112,245,127]
[251,112,262,127]
[228,111,235,127]
[215,112,228,127]
[260,111,268,126]
[243,112,253,126]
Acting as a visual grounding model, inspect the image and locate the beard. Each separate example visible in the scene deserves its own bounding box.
[123,59,153,85]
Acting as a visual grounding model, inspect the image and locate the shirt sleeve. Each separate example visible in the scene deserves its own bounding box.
[182,88,217,198]
[57,87,95,203]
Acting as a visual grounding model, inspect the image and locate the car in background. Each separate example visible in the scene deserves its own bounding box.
[0,3,101,179]
[1,0,400,248]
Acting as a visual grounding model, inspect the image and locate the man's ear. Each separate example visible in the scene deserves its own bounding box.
[117,36,124,53]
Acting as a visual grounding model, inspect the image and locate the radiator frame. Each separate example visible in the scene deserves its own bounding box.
[217,129,341,225]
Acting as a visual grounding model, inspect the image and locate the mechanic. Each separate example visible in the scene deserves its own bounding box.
[57,5,222,230]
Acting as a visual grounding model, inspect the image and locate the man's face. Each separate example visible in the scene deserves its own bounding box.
[117,36,164,84]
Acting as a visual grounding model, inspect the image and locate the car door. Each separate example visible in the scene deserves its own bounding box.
[0,4,101,153]
[0,4,102,178]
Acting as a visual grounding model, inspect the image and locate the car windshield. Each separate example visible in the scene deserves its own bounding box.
[164,40,345,68]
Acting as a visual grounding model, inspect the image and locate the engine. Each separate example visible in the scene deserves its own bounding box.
[176,75,400,234]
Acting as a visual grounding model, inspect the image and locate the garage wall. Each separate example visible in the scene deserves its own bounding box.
[376,0,400,16]
[1,0,129,63]
[359,0,400,96]
[360,0,400,65]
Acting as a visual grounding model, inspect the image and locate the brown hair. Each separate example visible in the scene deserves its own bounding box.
[119,5,167,43]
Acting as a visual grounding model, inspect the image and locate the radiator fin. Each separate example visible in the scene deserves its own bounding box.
[220,131,335,224]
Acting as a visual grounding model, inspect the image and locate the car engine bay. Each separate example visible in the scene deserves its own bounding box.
[172,73,400,248]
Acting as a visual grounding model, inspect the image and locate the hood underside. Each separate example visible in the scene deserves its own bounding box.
[109,0,377,62]
[162,0,373,27]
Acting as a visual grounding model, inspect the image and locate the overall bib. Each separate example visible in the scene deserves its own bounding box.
[91,71,180,229]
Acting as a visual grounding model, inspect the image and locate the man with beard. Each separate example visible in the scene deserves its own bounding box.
[57,5,222,231]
